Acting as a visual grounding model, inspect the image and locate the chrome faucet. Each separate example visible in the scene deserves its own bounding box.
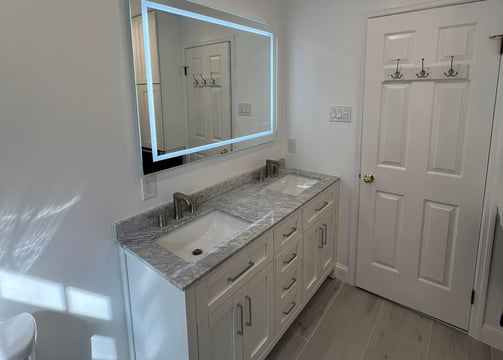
[173,192,196,220]
[265,159,282,178]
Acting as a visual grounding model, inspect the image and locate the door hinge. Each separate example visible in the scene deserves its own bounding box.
[471,289,475,305]
[183,66,188,76]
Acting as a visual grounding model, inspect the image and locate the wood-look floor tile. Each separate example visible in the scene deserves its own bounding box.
[362,301,432,360]
[292,278,343,339]
[298,285,383,360]
[265,330,306,360]
[428,322,491,360]
[492,347,503,360]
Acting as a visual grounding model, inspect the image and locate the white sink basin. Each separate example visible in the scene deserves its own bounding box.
[266,174,319,196]
[156,210,249,262]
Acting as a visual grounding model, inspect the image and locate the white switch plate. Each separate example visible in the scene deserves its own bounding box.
[329,105,352,123]
[141,175,157,200]
[238,103,252,116]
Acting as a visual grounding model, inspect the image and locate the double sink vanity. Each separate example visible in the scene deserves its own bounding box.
[115,165,339,360]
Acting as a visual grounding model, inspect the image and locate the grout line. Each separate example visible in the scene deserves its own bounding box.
[295,282,347,358]
[292,280,345,341]
[424,319,434,360]
[360,299,385,360]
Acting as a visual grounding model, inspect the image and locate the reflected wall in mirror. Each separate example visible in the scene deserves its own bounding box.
[129,0,276,174]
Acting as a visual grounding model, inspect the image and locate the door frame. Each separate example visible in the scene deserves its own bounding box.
[349,0,502,339]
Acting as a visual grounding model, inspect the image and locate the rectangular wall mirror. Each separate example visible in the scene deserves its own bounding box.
[129,0,277,174]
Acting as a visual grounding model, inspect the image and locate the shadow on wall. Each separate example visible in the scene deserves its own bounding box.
[0,188,119,359]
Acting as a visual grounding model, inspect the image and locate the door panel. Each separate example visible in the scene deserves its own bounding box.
[357,1,502,329]
[243,263,273,360]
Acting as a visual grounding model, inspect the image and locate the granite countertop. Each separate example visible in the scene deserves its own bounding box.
[115,167,339,291]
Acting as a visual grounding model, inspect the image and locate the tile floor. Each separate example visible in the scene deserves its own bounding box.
[267,279,503,360]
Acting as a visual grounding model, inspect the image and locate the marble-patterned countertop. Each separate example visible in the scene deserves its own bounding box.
[115,167,339,291]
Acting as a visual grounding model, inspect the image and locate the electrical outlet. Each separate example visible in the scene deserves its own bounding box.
[141,175,157,200]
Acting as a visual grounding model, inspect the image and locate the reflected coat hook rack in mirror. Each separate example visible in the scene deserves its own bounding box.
[416,58,429,78]
[390,59,403,79]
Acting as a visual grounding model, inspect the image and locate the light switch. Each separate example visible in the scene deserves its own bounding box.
[329,105,352,123]
[238,103,252,116]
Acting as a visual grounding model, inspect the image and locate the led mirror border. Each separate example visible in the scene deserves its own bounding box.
[141,0,276,162]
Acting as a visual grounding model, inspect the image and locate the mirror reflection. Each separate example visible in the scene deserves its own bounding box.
[129,1,275,174]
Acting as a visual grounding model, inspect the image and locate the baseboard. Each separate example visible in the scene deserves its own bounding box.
[480,324,503,351]
[335,263,350,283]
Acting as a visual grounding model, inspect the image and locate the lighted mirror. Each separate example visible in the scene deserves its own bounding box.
[129,0,276,174]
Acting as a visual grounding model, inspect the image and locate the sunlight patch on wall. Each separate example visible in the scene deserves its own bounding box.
[0,269,66,311]
[91,335,117,360]
[67,287,112,321]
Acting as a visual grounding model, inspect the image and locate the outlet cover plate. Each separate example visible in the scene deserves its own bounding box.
[141,175,157,200]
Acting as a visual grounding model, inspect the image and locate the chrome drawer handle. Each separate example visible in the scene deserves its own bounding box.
[314,201,329,212]
[228,261,254,282]
[283,301,296,315]
[283,278,296,291]
[283,253,297,265]
[237,303,244,335]
[283,227,297,238]
[319,226,324,248]
[322,224,328,245]
[245,296,252,327]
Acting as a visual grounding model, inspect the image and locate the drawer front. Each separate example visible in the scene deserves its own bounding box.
[275,279,302,332]
[273,211,302,255]
[196,231,273,319]
[275,237,302,281]
[302,185,336,230]
[276,264,301,300]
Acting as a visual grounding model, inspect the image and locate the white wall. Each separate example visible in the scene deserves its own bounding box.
[284,0,480,282]
[0,0,285,359]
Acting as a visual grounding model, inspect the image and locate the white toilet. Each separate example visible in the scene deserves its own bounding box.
[0,313,37,360]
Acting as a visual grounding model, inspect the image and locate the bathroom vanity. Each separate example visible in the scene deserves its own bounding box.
[115,168,339,360]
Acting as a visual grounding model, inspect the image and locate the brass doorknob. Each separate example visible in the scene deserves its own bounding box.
[220,148,229,155]
[363,173,374,183]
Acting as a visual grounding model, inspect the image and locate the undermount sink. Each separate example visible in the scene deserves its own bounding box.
[265,174,319,196]
[156,210,250,262]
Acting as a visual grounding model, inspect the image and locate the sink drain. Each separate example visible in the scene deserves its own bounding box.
[192,249,203,256]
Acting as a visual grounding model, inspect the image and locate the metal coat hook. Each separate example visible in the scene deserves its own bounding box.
[416,58,429,78]
[209,72,217,85]
[193,73,199,85]
[199,73,207,85]
[444,56,458,78]
[390,59,403,79]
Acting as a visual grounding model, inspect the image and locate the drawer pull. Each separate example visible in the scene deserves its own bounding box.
[283,253,297,265]
[322,224,328,245]
[228,261,254,282]
[237,303,244,335]
[283,301,296,315]
[319,226,324,248]
[245,296,252,327]
[283,278,297,291]
[315,201,329,212]
[283,227,297,238]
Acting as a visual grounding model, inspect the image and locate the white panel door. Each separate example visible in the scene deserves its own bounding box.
[243,263,274,360]
[186,42,231,160]
[197,289,243,360]
[137,84,165,152]
[357,2,502,329]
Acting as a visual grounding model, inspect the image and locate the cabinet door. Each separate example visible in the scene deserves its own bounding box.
[243,263,274,360]
[318,210,335,277]
[198,290,243,360]
[302,221,322,301]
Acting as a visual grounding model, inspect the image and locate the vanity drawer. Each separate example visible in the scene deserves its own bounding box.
[273,210,302,255]
[303,184,336,230]
[275,278,302,332]
[196,230,273,319]
[275,236,302,281]
[276,264,301,299]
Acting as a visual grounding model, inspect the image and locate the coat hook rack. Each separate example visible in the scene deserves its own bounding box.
[390,59,403,79]
[416,58,429,78]
[209,72,217,85]
[193,73,199,86]
[444,56,458,78]
[199,73,207,85]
